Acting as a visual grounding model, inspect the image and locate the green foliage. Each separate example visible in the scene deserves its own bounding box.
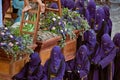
[40,8,90,47]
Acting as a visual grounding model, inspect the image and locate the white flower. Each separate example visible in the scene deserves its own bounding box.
[52,27,56,30]
[74,11,77,13]
[1,32,5,35]
[10,35,13,38]
[0,42,6,45]
[16,42,19,45]
[4,27,8,30]
[58,22,62,25]
[58,16,60,19]
[61,30,63,32]
[52,18,56,21]
[65,28,67,31]
[63,21,66,25]
[8,42,14,47]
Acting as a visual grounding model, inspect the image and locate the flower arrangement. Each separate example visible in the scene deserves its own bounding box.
[40,8,90,47]
[0,27,33,61]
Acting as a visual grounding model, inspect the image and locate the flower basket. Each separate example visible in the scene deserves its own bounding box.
[62,29,85,61]
[62,38,77,61]
[36,36,61,65]
[0,48,12,61]
[0,48,29,79]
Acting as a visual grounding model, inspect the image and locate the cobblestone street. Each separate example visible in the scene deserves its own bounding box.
[110,3,120,39]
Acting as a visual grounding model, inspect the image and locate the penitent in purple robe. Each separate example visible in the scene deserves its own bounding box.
[95,7,110,43]
[74,45,90,80]
[92,33,116,80]
[84,29,97,58]
[75,0,90,22]
[103,5,112,36]
[64,0,75,10]
[84,29,98,80]
[64,45,90,80]
[44,46,65,80]
[113,33,120,80]
[94,7,105,33]
[12,52,47,80]
[63,59,75,80]
[87,0,96,29]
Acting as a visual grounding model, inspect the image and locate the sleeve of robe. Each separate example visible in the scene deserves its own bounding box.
[92,47,102,64]
[54,60,66,80]
[78,57,90,78]
[44,60,66,80]
[85,9,90,23]
[27,65,47,80]
[43,60,49,78]
[98,48,116,69]
[65,59,75,72]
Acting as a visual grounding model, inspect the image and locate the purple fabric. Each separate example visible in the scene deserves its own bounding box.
[50,46,64,73]
[44,46,65,80]
[64,59,75,80]
[61,0,65,7]
[75,0,84,14]
[95,7,110,43]
[92,34,116,80]
[103,5,110,21]
[75,0,84,8]
[50,3,58,9]
[113,33,120,48]
[29,52,41,66]
[101,34,114,52]
[75,0,90,22]
[93,34,115,67]
[94,7,105,32]
[84,29,97,56]
[113,33,120,80]
[85,9,90,22]
[64,0,75,10]
[13,52,47,80]
[113,32,120,57]
[103,5,112,36]
[113,33,120,53]
[75,45,90,78]
[87,0,96,27]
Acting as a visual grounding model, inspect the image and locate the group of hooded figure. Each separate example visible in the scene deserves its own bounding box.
[12,46,65,80]
[12,32,120,80]
[10,0,120,80]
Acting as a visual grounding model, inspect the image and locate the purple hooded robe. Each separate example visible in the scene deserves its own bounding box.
[113,33,120,80]
[87,0,96,28]
[12,52,47,80]
[74,45,90,80]
[64,0,75,10]
[44,46,65,80]
[92,34,116,80]
[103,5,112,36]
[83,29,98,80]
[64,45,90,80]
[84,29,97,58]
[95,7,109,43]
[63,58,75,80]
[75,0,90,22]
